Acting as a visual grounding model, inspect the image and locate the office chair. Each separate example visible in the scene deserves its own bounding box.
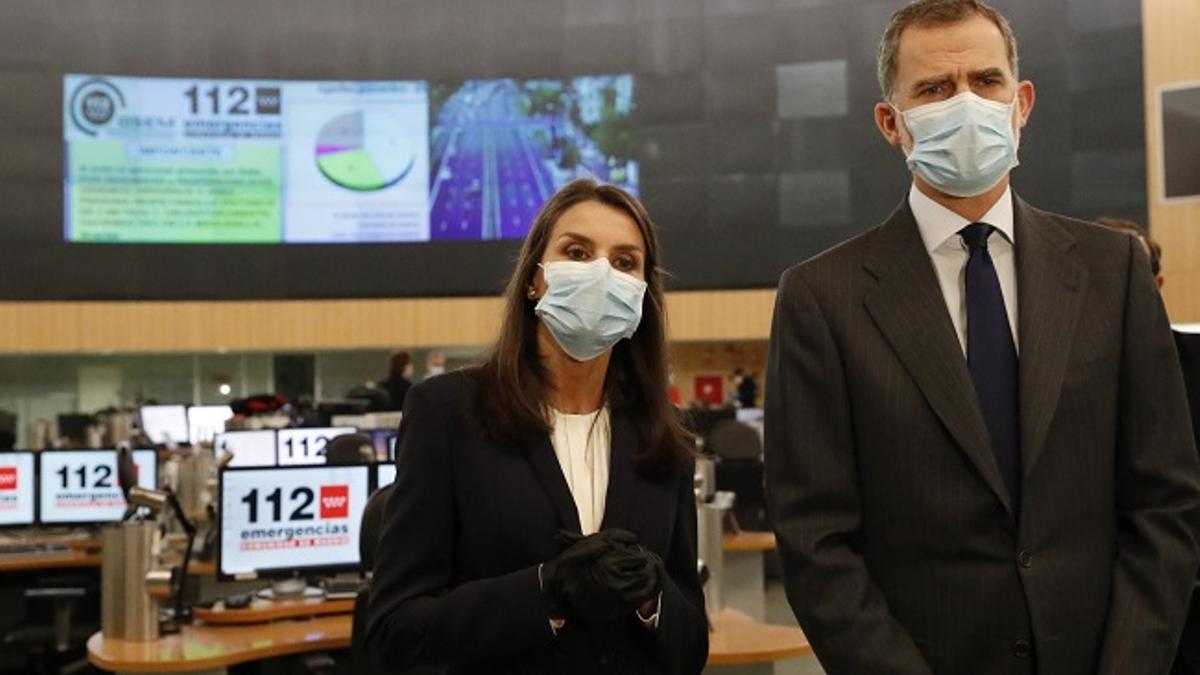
[346,384,393,413]
[324,433,375,465]
[350,485,443,675]
[706,419,769,531]
[2,573,98,675]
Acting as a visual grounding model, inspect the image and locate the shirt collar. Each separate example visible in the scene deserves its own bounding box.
[909,183,1015,253]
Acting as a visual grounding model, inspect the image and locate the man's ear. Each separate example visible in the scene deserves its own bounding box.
[875,102,905,148]
[1016,80,1036,128]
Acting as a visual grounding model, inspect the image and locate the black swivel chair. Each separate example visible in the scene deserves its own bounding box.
[706,419,769,531]
[2,573,98,675]
[324,433,376,465]
[349,485,443,675]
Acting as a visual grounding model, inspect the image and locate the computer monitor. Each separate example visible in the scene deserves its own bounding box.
[0,451,36,527]
[215,430,277,468]
[367,429,398,462]
[217,464,371,580]
[376,463,396,490]
[276,427,357,466]
[37,449,158,525]
[56,414,96,445]
[140,405,190,447]
[188,405,235,445]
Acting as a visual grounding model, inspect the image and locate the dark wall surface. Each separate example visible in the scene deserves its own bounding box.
[0,0,1146,300]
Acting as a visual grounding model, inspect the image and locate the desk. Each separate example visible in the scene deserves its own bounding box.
[722,531,776,621]
[87,614,349,674]
[709,608,811,674]
[0,536,103,573]
[0,549,102,573]
[87,605,809,674]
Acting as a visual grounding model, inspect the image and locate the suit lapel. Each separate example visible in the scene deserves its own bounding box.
[600,411,639,531]
[524,432,582,534]
[1013,198,1087,479]
[863,200,1013,514]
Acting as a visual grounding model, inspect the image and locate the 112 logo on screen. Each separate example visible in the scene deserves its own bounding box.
[0,467,16,490]
[319,485,349,519]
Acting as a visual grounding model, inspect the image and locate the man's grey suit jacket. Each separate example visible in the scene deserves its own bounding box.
[765,195,1200,675]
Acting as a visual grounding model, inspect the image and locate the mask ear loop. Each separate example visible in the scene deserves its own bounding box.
[889,102,914,158]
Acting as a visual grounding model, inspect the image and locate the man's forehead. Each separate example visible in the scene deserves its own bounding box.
[895,15,1011,78]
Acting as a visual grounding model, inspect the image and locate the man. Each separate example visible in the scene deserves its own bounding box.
[764,2,1200,674]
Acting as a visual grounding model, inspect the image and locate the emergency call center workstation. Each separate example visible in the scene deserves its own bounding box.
[0,449,158,527]
[217,464,381,592]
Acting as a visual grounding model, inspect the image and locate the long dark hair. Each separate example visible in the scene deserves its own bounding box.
[475,178,693,478]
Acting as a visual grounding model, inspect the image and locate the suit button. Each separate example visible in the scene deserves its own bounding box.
[1017,550,1033,568]
[1014,639,1032,658]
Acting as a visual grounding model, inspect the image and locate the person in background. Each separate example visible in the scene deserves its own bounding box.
[424,351,446,379]
[0,409,16,450]
[378,351,414,410]
[1096,216,1200,675]
[732,368,759,409]
[764,1,1200,673]
[365,178,708,674]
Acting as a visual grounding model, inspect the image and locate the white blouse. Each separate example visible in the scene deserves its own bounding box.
[548,407,611,535]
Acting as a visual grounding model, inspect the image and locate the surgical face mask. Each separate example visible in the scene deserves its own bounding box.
[896,91,1020,198]
[534,258,648,362]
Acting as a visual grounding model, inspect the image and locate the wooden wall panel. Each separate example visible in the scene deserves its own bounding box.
[0,289,777,354]
[1143,0,1200,323]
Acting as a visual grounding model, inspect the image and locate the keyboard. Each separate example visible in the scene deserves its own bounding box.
[0,543,71,557]
[322,578,362,597]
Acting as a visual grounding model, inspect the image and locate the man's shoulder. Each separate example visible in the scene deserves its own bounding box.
[779,220,886,293]
[1020,201,1133,256]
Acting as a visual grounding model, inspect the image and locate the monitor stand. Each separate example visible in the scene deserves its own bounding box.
[270,576,308,598]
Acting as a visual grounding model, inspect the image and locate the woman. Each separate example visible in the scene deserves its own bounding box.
[365,179,708,674]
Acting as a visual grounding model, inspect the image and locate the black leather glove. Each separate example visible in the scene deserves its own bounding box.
[544,529,663,623]
[540,529,638,621]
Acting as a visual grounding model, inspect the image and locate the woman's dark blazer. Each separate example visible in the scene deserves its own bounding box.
[365,369,709,675]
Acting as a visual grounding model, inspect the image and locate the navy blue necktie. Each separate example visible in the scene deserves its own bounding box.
[960,223,1021,507]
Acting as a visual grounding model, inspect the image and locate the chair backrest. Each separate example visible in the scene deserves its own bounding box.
[325,433,376,465]
[347,384,393,413]
[360,484,394,572]
[350,483,445,674]
[706,420,763,461]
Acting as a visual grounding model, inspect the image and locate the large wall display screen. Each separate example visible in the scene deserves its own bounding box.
[0,1,1147,302]
[63,74,634,245]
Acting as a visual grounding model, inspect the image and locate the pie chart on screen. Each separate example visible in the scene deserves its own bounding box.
[315,110,416,191]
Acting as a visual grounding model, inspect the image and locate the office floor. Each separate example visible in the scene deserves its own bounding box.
[759,580,826,675]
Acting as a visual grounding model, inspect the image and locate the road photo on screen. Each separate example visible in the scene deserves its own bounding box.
[428,75,636,240]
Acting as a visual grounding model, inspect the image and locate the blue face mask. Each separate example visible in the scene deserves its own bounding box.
[534,258,648,362]
[897,91,1020,198]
